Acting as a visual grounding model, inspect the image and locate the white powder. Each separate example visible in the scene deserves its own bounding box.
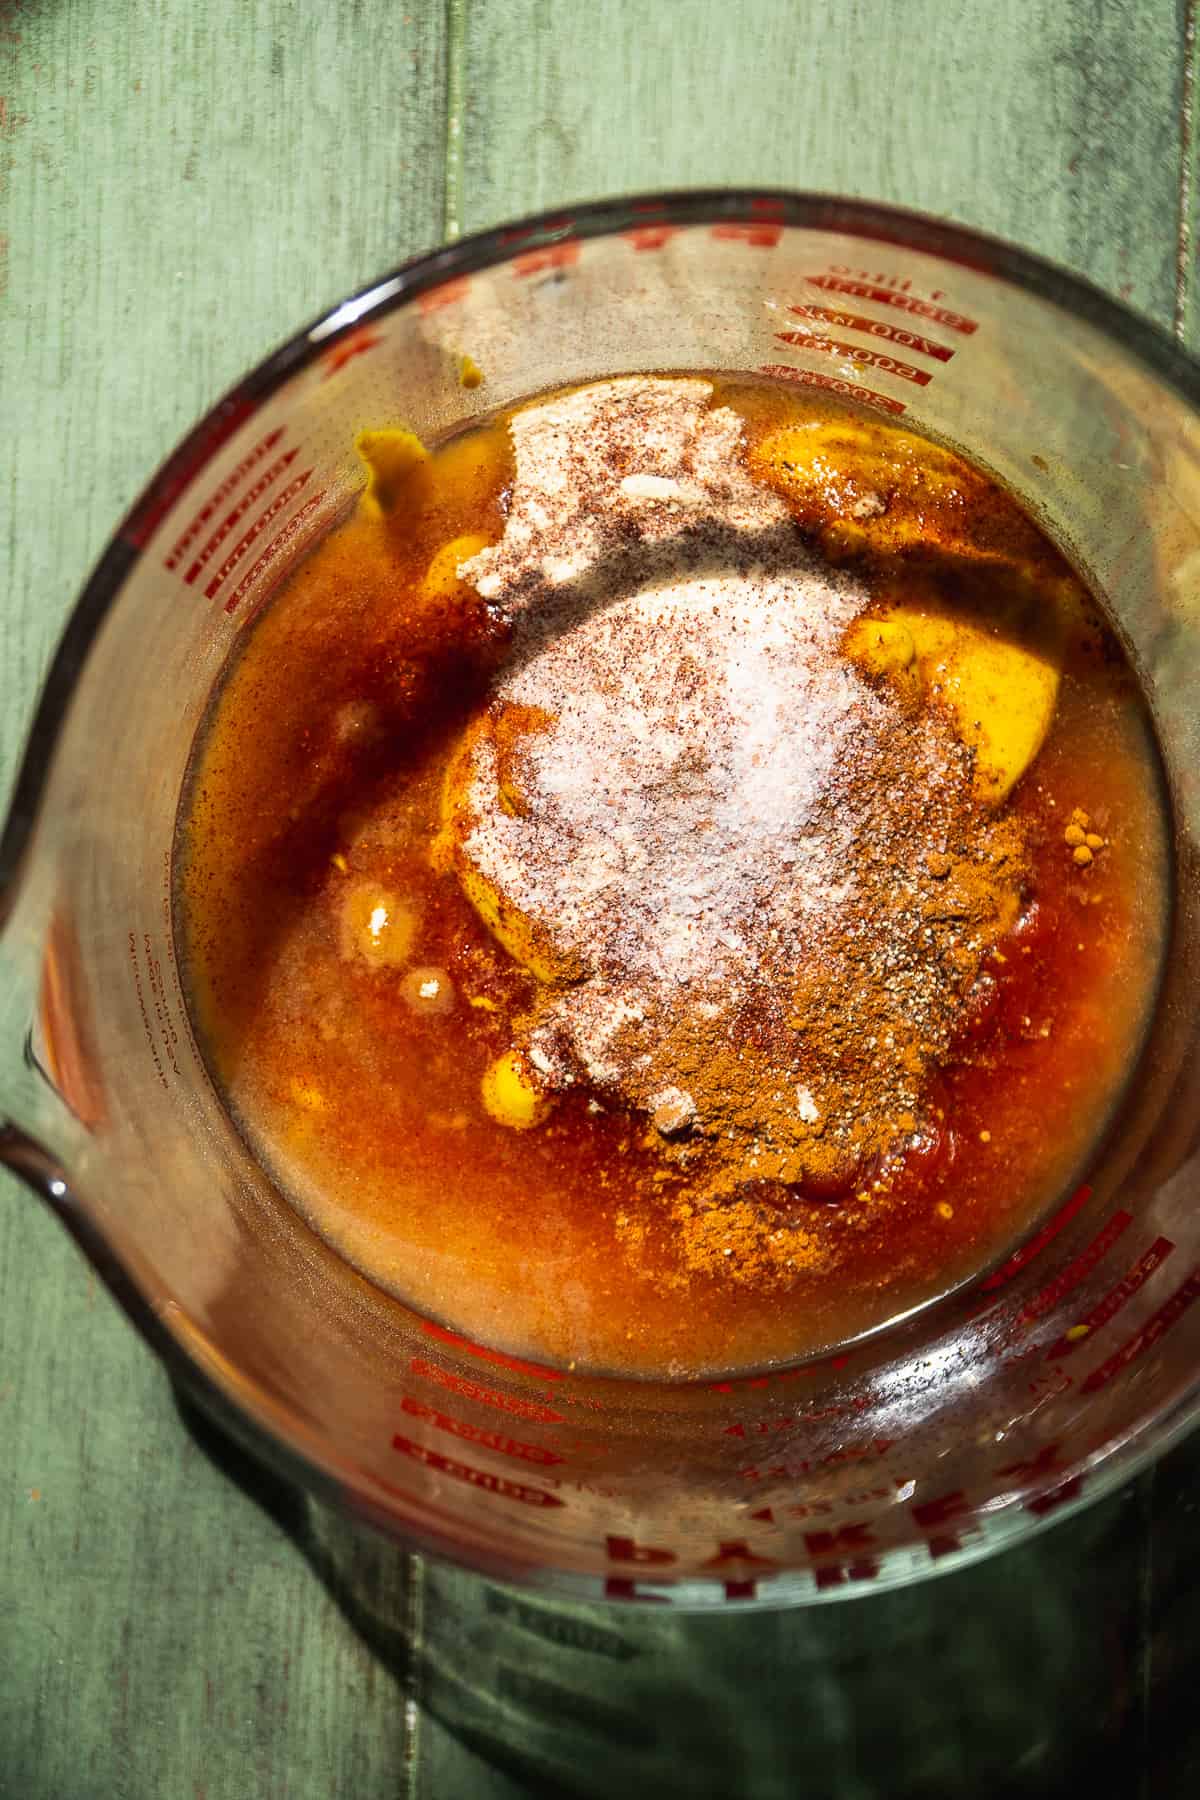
[457,378,879,1017]
[796,1086,821,1124]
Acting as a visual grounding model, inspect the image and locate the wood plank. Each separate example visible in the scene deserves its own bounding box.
[1180,0,1200,348]
[0,1376,415,1798]
[0,4,445,1795]
[414,1491,1149,1797]
[0,0,446,795]
[1143,1429,1200,1794]
[458,0,1183,329]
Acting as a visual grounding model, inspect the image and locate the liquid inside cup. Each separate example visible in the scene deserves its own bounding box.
[176,372,1171,1379]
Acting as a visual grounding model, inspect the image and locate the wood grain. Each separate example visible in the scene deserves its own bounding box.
[458,0,1184,329]
[1,1,1198,1796]
[0,4,444,1795]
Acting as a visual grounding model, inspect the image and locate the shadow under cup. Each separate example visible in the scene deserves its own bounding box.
[4,194,1200,1606]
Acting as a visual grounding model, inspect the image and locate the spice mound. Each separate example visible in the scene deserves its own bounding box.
[435,378,1030,1236]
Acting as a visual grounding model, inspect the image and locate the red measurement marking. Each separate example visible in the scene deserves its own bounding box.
[711,222,782,248]
[911,1490,970,1532]
[417,276,471,315]
[757,364,907,416]
[803,1522,877,1558]
[409,1356,565,1423]
[397,1397,563,1467]
[124,394,258,550]
[512,242,580,278]
[699,1542,780,1601]
[909,1492,980,1559]
[399,1396,560,1461]
[320,326,383,380]
[788,304,955,362]
[623,225,681,252]
[203,470,312,600]
[1080,1266,1200,1394]
[1019,1209,1133,1324]
[979,1184,1092,1292]
[419,1319,567,1382]
[806,274,978,334]
[775,331,932,386]
[183,450,299,583]
[1025,1475,1083,1517]
[164,428,286,571]
[1045,1236,1175,1359]
[223,491,328,615]
[926,1533,970,1561]
[389,1434,564,1507]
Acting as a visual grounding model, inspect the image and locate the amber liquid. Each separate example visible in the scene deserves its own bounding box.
[177,380,1170,1378]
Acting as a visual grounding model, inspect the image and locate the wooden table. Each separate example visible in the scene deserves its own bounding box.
[2,4,1198,1794]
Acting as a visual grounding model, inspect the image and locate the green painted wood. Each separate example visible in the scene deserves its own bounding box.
[458,0,1185,331]
[0,3,445,1795]
[2,2,1199,1796]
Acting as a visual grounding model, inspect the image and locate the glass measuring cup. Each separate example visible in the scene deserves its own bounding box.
[4,192,1200,1607]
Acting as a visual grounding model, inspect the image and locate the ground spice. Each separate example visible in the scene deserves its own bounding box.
[442,378,1031,1285]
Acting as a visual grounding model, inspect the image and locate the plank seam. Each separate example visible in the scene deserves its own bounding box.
[1176,0,1197,340]
[443,0,468,242]
[1136,1466,1156,1800]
